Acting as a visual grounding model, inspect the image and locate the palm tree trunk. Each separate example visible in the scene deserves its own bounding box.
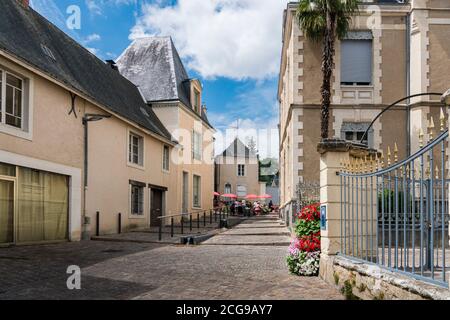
[320,9,336,140]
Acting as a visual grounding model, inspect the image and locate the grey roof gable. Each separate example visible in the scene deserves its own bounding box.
[117,36,214,128]
[117,37,191,106]
[221,138,257,158]
[0,1,172,142]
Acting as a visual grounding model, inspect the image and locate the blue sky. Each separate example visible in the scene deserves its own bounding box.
[30,0,288,158]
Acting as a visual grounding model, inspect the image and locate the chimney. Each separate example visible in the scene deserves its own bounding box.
[105,60,119,71]
[19,0,30,8]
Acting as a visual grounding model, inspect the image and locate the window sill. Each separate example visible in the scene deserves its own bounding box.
[0,124,32,141]
[162,169,170,174]
[129,214,146,220]
[340,84,373,89]
[127,162,145,171]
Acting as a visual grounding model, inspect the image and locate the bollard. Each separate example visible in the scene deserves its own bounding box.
[197,213,200,229]
[118,213,122,234]
[158,220,162,241]
[190,214,192,231]
[171,217,174,238]
[96,211,100,236]
[181,216,184,235]
[210,210,212,224]
[203,211,206,227]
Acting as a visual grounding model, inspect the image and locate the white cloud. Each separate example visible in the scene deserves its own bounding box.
[84,33,101,43]
[210,81,279,159]
[130,0,289,80]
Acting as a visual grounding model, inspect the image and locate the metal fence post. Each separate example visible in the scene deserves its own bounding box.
[181,215,184,235]
[96,211,100,236]
[158,219,162,241]
[197,213,200,229]
[171,217,174,238]
[118,212,122,234]
[190,214,192,231]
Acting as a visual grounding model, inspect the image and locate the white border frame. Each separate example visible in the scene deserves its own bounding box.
[0,150,82,241]
[0,61,34,141]
[126,128,145,170]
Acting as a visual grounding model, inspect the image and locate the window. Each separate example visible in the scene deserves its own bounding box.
[163,145,170,171]
[237,164,245,177]
[341,35,373,86]
[224,183,231,194]
[341,122,372,147]
[1,70,23,129]
[192,130,202,160]
[129,132,144,166]
[193,175,201,208]
[130,184,144,215]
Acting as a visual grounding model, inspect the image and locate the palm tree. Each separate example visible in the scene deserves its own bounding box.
[296,0,359,140]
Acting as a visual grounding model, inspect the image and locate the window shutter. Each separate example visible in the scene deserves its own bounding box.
[341,40,372,84]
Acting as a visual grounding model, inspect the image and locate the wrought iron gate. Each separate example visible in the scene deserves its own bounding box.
[339,124,450,288]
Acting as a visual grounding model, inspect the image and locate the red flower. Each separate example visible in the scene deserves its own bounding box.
[298,232,321,252]
[297,203,321,221]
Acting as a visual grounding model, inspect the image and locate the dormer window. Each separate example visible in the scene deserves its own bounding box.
[190,79,202,114]
[194,89,200,113]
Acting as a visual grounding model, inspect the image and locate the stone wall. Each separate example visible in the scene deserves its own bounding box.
[320,254,450,300]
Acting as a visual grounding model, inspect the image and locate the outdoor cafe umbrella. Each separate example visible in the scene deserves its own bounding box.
[213,192,221,196]
[221,193,237,199]
[259,194,272,199]
[245,194,258,200]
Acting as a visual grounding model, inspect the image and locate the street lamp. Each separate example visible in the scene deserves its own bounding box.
[82,113,111,239]
[441,89,450,106]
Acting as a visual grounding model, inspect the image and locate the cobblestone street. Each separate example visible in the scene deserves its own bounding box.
[0,216,342,300]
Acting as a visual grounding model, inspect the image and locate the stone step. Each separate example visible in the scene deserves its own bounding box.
[201,235,291,246]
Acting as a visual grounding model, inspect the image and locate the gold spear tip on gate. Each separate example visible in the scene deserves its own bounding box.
[435,165,440,179]
[387,146,392,166]
[394,143,398,163]
[419,128,424,148]
[440,107,446,132]
[428,116,435,141]
[380,154,385,168]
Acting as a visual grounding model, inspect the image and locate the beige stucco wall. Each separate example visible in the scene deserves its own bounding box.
[85,107,179,234]
[0,52,184,239]
[153,102,215,213]
[0,53,84,241]
[215,155,259,197]
[0,55,84,170]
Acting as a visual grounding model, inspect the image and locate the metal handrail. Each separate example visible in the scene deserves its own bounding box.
[156,208,228,241]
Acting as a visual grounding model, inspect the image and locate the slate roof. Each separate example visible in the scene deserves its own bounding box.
[116,37,213,128]
[221,138,257,158]
[0,1,173,142]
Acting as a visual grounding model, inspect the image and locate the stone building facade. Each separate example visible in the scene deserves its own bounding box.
[215,138,262,198]
[278,0,450,221]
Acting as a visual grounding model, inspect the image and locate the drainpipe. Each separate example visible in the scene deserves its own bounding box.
[406,12,411,156]
[82,113,111,240]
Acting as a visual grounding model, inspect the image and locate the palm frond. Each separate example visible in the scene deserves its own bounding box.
[295,0,327,42]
